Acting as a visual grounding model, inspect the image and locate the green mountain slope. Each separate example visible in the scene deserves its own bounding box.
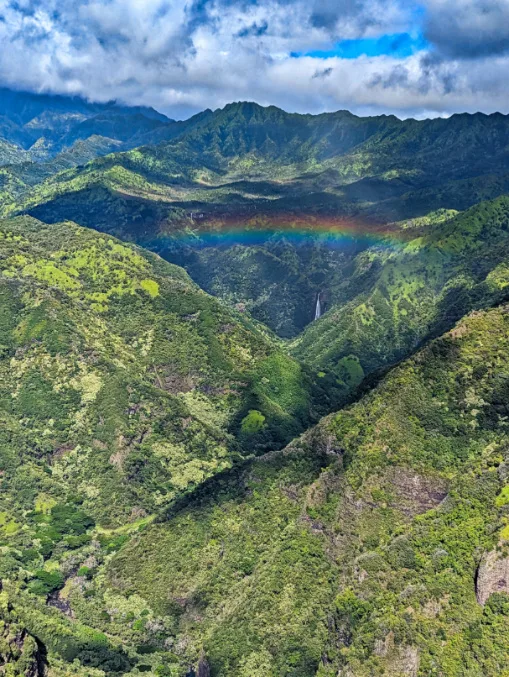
[12,103,509,216]
[0,215,348,676]
[0,88,172,162]
[291,195,509,400]
[104,302,509,677]
[0,138,31,165]
[0,216,321,527]
[3,292,500,677]
[4,97,509,677]
[6,102,509,342]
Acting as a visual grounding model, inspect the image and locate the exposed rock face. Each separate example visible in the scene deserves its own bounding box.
[374,631,394,657]
[385,645,420,677]
[185,654,210,677]
[197,655,211,677]
[47,587,74,618]
[396,646,420,677]
[476,547,509,605]
[385,467,448,517]
[301,417,345,458]
[0,626,47,677]
[344,644,419,677]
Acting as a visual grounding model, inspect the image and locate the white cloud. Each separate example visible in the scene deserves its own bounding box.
[0,0,508,118]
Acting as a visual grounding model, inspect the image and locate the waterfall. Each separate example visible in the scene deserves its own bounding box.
[314,293,322,320]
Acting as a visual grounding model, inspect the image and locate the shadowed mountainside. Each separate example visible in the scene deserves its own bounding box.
[4,94,509,676]
[4,100,509,340]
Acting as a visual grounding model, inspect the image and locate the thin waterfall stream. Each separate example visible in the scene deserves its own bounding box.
[314,293,322,320]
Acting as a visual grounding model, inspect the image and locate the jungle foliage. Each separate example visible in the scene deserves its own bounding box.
[106,304,509,676]
[3,92,509,677]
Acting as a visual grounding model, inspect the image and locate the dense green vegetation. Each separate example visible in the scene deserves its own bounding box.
[4,99,509,341]
[0,214,335,675]
[4,217,509,674]
[0,216,322,512]
[0,86,211,214]
[4,90,509,676]
[96,305,509,675]
[292,196,509,398]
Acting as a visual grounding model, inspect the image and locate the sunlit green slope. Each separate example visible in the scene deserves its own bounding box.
[0,215,338,675]
[0,216,319,526]
[105,302,509,677]
[4,99,509,677]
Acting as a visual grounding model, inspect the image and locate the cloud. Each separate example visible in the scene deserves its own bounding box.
[236,20,269,38]
[0,0,508,119]
[307,0,412,35]
[312,66,334,78]
[423,0,509,59]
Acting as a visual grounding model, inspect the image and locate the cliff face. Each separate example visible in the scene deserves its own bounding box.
[0,593,47,677]
[197,655,211,677]
[476,546,509,605]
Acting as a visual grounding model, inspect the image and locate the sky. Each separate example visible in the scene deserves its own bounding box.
[1,0,509,119]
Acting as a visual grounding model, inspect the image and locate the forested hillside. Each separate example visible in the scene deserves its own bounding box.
[0,215,322,524]
[3,89,509,677]
[5,293,509,676]
[107,303,509,676]
[292,196,509,395]
[4,99,509,339]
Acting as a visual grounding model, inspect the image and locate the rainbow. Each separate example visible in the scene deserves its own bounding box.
[149,214,409,250]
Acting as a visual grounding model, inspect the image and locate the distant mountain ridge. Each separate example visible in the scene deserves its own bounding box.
[4,89,509,345]
[3,87,509,169]
[0,86,173,164]
[2,94,509,338]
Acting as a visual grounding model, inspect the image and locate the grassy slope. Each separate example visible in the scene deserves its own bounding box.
[107,303,509,677]
[0,215,319,523]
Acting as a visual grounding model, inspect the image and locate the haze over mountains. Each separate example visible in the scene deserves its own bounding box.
[3,86,509,677]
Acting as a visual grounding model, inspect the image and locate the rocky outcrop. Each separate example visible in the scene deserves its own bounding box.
[476,546,509,605]
[342,644,419,677]
[385,467,448,517]
[185,653,211,677]
[197,654,211,677]
[381,645,420,677]
[299,416,345,458]
[0,582,47,677]
[0,626,47,676]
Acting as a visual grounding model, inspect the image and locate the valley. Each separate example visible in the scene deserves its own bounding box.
[2,89,509,677]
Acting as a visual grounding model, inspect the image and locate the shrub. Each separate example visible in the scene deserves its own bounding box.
[29,569,65,595]
[240,409,266,434]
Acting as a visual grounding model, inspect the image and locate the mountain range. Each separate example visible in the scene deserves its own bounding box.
[2,87,509,677]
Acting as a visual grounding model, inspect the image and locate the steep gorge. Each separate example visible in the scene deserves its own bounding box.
[4,92,509,677]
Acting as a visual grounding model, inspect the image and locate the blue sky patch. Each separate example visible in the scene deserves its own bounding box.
[292,32,428,60]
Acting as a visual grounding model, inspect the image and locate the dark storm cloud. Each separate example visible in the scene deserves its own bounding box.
[369,63,410,90]
[237,20,269,37]
[312,66,333,78]
[310,0,382,31]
